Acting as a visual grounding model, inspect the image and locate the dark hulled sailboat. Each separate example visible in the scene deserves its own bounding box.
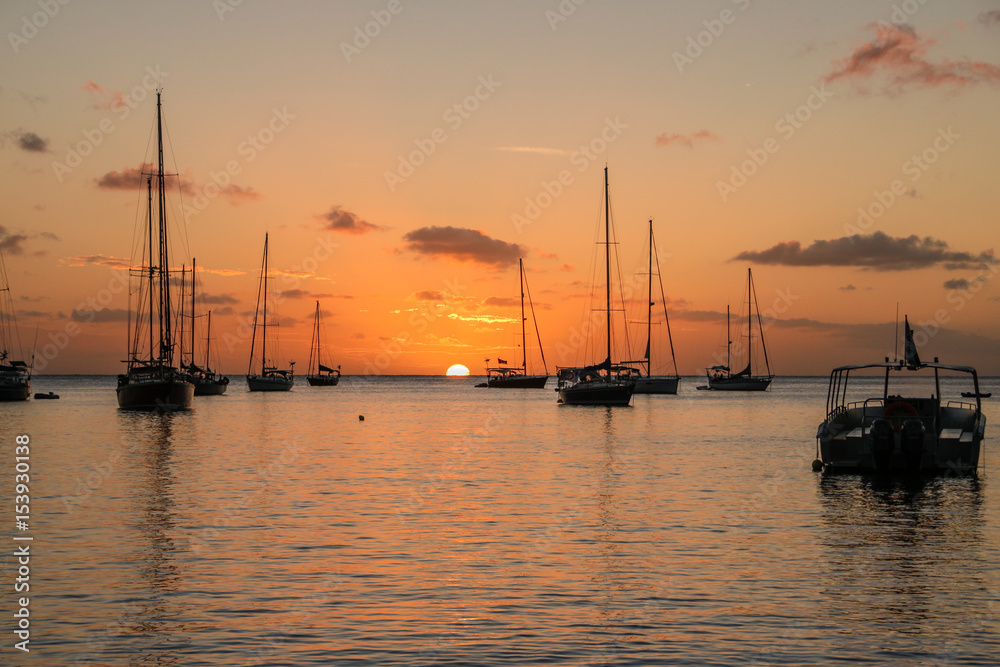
[306,301,340,386]
[484,258,549,388]
[0,248,31,402]
[246,234,294,392]
[116,91,194,411]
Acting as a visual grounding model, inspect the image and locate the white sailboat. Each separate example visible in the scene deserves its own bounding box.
[556,167,638,406]
[483,258,549,388]
[0,247,31,401]
[630,219,680,395]
[703,267,773,391]
[246,234,294,391]
[116,91,194,410]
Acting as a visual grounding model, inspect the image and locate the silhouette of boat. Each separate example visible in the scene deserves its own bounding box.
[116,91,194,411]
[183,259,229,395]
[306,300,340,386]
[246,234,294,392]
[626,219,680,395]
[34,392,58,399]
[704,268,773,391]
[962,391,991,398]
[0,247,31,402]
[484,258,549,388]
[557,167,637,406]
[817,317,985,474]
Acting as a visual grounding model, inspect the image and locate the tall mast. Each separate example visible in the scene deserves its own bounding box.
[191,258,197,368]
[726,303,731,373]
[262,233,268,375]
[179,264,185,366]
[205,310,212,370]
[646,219,653,375]
[519,258,527,373]
[604,166,611,369]
[156,90,171,366]
[146,175,154,364]
[751,267,771,376]
[746,267,752,376]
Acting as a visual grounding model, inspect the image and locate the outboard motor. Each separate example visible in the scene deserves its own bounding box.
[900,418,926,474]
[870,418,895,473]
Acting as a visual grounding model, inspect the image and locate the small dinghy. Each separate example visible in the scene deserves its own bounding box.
[34,391,59,399]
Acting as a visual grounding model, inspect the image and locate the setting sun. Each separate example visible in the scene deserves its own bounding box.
[446,364,471,377]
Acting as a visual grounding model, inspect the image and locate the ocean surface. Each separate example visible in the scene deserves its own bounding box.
[2,374,999,666]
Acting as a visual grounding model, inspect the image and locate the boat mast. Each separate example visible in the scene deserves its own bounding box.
[146,175,154,365]
[155,90,172,368]
[262,234,268,375]
[646,219,653,376]
[750,267,771,376]
[205,310,212,370]
[726,303,731,374]
[652,227,678,376]
[604,166,611,371]
[523,262,548,375]
[191,258,197,369]
[310,300,320,375]
[519,258,526,374]
[248,235,266,376]
[746,268,752,376]
[179,264,185,366]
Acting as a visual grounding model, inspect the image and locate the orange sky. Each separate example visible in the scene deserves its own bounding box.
[2,1,999,375]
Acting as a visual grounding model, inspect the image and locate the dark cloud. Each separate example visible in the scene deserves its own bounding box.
[413,290,445,302]
[979,10,1000,25]
[319,206,383,235]
[826,23,1000,94]
[654,129,720,148]
[199,293,239,305]
[0,225,28,255]
[64,254,131,269]
[95,164,195,194]
[840,284,857,291]
[212,306,236,316]
[220,184,260,204]
[10,130,48,152]
[71,308,131,323]
[732,231,996,271]
[943,279,970,290]
[279,289,309,299]
[403,226,524,267]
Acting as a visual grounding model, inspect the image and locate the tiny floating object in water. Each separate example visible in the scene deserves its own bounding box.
[34,391,59,399]
[811,459,823,472]
[358,415,365,421]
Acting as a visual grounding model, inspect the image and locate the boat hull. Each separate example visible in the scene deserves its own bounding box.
[633,375,679,394]
[192,379,228,396]
[706,376,772,391]
[307,374,340,386]
[117,377,194,411]
[247,375,294,392]
[0,382,30,402]
[487,374,548,388]
[818,405,984,475]
[558,382,634,406]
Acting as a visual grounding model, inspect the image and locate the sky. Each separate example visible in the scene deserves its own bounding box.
[1,0,999,376]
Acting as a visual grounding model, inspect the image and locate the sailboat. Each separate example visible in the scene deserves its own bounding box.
[556,167,638,406]
[703,267,773,391]
[306,301,340,386]
[246,234,294,391]
[184,259,229,395]
[116,91,194,411]
[0,247,31,401]
[628,219,680,395]
[483,258,549,388]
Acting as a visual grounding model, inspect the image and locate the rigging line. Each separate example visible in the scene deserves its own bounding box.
[523,262,548,374]
[607,185,633,365]
[652,228,679,375]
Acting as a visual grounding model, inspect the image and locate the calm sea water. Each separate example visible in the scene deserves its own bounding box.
[2,375,998,666]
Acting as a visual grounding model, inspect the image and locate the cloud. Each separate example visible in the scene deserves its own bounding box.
[943,278,970,290]
[279,289,310,299]
[825,23,1000,94]
[212,306,236,316]
[220,184,260,204]
[840,284,858,291]
[978,10,1000,25]
[0,225,28,255]
[319,206,383,235]
[403,226,524,267]
[71,308,131,323]
[63,254,132,269]
[199,293,240,305]
[731,231,996,271]
[82,80,127,112]
[6,129,49,152]
[483,296,519,308]
[494,146,571,156]
[412,290,445,302]
[95,164,195,194]
[654,129,720,148]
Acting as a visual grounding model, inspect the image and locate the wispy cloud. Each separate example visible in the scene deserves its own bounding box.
[71,308,130,323]
[82,80,127,112]
[318,206,384,235]
[825,23,1000,94]
[654,129,720,148]
[63,254,132,269]
[494,146,571,156]
[95,163,196,195]
[978,10,1000,25]
[4,129,49,152]
[403,226,524,267]
[0,225,28,255]
[732,231,996,271]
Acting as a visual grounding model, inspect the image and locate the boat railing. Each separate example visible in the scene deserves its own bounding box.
[946,400,979,412]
